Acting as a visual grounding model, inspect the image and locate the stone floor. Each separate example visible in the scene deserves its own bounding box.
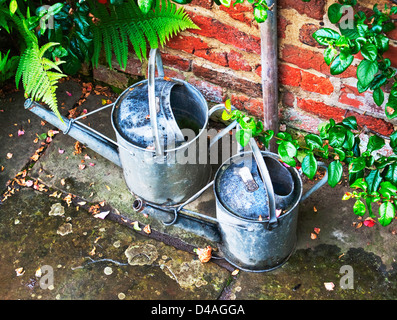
[2,78,397,305]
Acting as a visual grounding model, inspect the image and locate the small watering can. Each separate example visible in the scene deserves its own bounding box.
[25,48,236,206]
[133,137,328,272]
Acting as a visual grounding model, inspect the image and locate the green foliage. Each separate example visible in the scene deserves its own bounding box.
[0,4,66,119]
[0,50,19,83]
[88,0,199,69]
[215,0,271,23]
[0,0,198,118]
[223,99,397,227]
[312,2,397,119]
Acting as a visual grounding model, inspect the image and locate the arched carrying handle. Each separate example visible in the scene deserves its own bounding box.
[249,138,278,230]
[148,48,165,157]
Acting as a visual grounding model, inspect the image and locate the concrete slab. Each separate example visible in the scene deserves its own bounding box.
[0,188,230,300]
[0,80,82,192]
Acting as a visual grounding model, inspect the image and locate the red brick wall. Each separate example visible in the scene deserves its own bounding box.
[94,0,397,137]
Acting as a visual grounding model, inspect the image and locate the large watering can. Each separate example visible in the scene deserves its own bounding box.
[25,48,237,206]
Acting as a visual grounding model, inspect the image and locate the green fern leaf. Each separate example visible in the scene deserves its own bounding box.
[88,0,199,68]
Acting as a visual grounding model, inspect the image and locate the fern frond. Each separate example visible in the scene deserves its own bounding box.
[3,10,65,120]
[88,0,199,68]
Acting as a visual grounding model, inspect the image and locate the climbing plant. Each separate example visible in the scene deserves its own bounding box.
[313,1,397,119]
[0,0,198,118]
[223,99,397,227]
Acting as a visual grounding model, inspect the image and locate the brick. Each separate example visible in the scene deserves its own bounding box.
[227,50,252,72]
[279,64,301,87]
[160,52,191,72]
[279,0,326,20]
[231,93,263,118]
[338,84,364,109]
[193,63,262,97]
[346,110,394,136]
[278,16,291,39]
[300,70,334,95]
[279,64,334,95]
[282,91,295,107]
[93,64,129,89]
[188,12,261,54]
[299,23,325,48]
[255,65,261,78]
[189,77,224,102]
[189,0,212,9]
[166,34,228,67]
[195,49,228,67]
[297,98,345,121]
[166,34,209,53]
[281,44,356,78]
[219,2,254,27]
[112,55,142,76]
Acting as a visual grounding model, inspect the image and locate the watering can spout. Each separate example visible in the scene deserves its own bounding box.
[24,99,122,167]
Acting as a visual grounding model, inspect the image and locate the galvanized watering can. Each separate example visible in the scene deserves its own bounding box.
[133,136,328,272]
[25,48,236,206]
[25,48,328,272]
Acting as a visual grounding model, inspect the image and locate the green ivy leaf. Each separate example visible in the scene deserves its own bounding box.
[222,110,233,121]
[341,116,358,130]
[361,43,378,61]
[305,134,323,151]
[328,3,343,23]
[137,0,154,14]
[328,160,343,187]
[235,129,252,147]
[313,28,341,46]
[373,87,384,106]
[330,54,354,75]
[349,157,366,173]
[366,135,385,153]
[328,125,346,148]
[350,178,368,191]
[365,169,382,193]
[324,46,338,66]
[379,201,395,226]
[353,199,366,216]
[302,152,317,179]
[379,181,397,200]
[385,163,397,185]
[9,0,17,15]
[357,60,379,88]
[278,141,297,167]
[342,130,355,150]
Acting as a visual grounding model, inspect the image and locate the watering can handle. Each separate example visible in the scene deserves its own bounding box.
[148,48,165,157]
[249,138,278,230]
[208,104,238,149]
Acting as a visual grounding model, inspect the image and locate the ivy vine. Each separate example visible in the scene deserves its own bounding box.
[222,100,397,227]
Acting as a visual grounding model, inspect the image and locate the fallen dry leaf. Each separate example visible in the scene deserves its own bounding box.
[194,245,212,263]
[231,269,239,276]
[324,282,335,291]
[15,267,25,277]
[143,224,151,234]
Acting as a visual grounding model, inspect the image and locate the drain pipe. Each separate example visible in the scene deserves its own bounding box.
[260,0,279,152]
